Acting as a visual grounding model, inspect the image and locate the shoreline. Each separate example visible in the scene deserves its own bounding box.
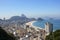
[26,21,44,30]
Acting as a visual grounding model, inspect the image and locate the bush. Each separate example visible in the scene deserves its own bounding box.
[45,30,60,40]
[0,27,16,40]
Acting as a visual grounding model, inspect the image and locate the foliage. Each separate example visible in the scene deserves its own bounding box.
[0,27,16,40]
[45,30,60,40]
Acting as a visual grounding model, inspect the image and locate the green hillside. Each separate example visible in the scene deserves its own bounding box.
[45,30,60,40]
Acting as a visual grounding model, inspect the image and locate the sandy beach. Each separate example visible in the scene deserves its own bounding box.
[26,21,44,31]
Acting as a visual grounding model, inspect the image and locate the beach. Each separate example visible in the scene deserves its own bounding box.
[26,21,44,31]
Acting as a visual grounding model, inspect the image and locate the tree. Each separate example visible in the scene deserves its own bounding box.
[45,30,60,40]
[0,27,16,40]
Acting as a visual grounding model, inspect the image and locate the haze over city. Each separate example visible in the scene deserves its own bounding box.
[0,0,60,19]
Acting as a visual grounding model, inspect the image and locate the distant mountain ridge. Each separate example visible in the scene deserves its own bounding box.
[0,14,37,26]
[0,14,60,25]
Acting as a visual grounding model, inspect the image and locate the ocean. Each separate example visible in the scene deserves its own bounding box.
[33,19,60,31]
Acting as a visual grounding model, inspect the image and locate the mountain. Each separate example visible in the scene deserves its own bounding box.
[37,17,44,21]
[43,17,54,20]
[0,14,36,26]
[8,14,27,21]
[9,16,21,21]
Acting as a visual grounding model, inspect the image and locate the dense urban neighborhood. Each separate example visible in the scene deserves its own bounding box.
[0,14,56,40]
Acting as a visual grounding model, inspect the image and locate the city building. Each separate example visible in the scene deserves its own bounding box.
[45,22,53,35]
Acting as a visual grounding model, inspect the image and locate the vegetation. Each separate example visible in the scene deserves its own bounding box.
[45,30,60,40]
[0,27,16,40]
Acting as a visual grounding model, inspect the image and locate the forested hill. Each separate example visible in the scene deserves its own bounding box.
[45,30,60,40]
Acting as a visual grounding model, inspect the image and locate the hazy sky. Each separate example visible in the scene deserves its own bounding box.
[0,0,60,19]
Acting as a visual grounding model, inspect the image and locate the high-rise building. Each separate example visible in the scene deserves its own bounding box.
[3,17,6,21]
[45,22,53,35]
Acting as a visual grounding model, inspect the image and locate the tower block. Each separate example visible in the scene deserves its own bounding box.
[45,22,53,35]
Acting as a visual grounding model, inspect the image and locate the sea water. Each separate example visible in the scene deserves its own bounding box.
[33,19,60,31]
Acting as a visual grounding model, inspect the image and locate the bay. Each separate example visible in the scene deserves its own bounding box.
[33,19,60,31]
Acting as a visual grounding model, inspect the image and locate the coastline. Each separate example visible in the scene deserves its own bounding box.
[26,21,44,30]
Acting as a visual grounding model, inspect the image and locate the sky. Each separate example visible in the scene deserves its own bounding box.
[0,0,60,19]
